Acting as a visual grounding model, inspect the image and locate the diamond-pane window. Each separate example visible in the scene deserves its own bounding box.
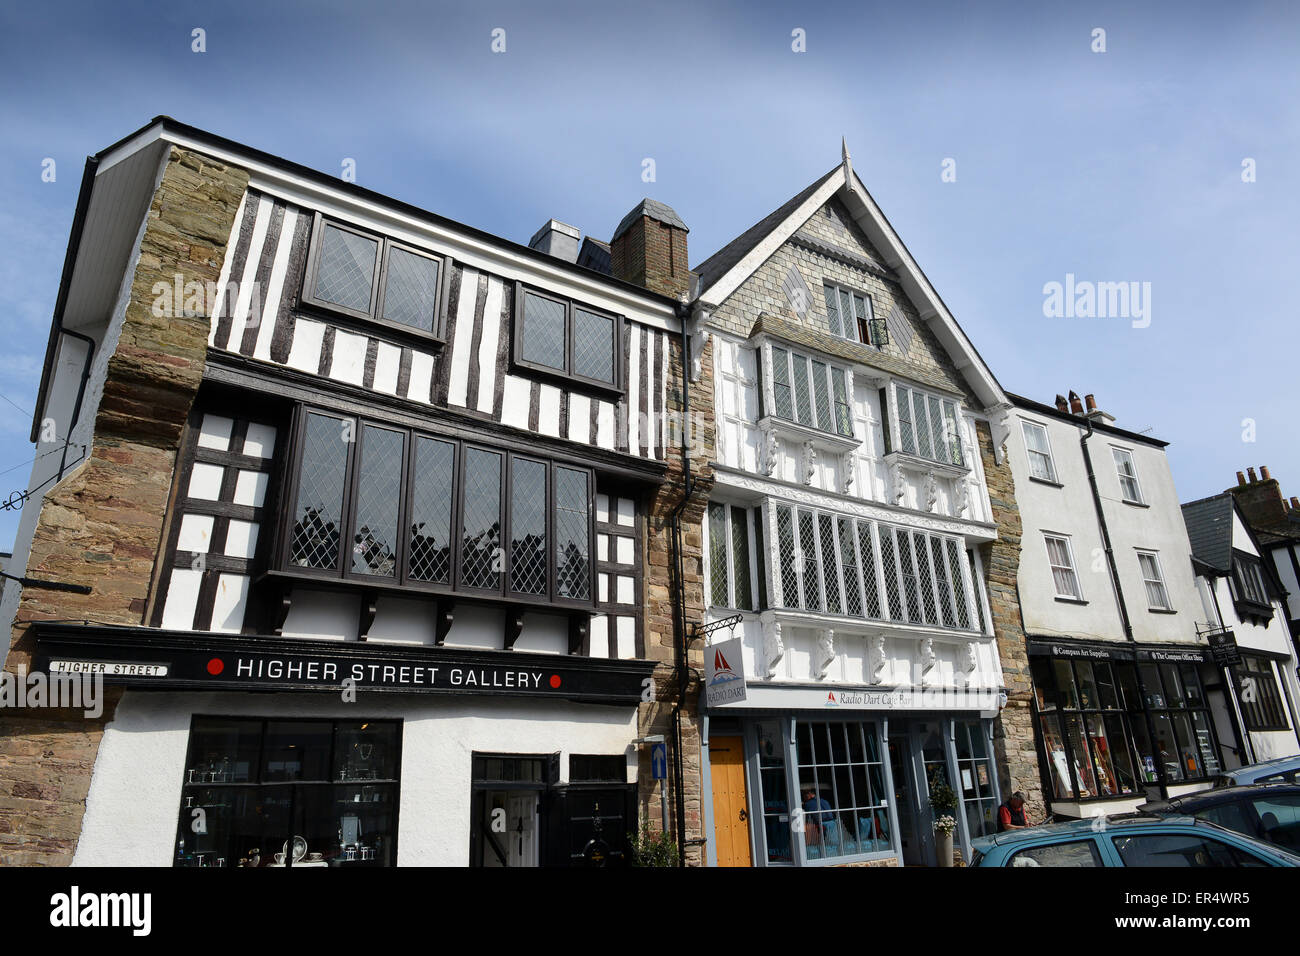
[928,396,947,468]
[858,522,882,619]
[777,506,799,607]
[772,348,794,420]
[819,513,841,614]
[930,534,957,628]
[913,392,934,460]
[730,506,753,611]
[409,437,454,584]
[290,413,350,571]
[838,517,861,617]
[824,284,842,337]
[879,527,903,621]
[792,356,813,426]
[382,247,439,332]
[967,548,985,632]
[555,467,590,601]
[798,510,822,612]
[812,361,833,433]
[708,502,729,607]
[315,225,377,313]
[832,368,853,438]
[510,459,548,596]
[948,539,972,629]
[351,426,404,577]
[573,309,614,383]
[895,386,916,455]
[912,531,938,626]
[460,449,502,590]
[522,292,566,370]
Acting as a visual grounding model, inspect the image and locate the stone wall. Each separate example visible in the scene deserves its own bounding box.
[976,418,1044,823]
[0,147,249,865]
[639,329,715,866]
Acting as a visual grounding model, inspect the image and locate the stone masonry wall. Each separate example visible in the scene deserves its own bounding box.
[976,418,1044,823]
[0,147,249,865]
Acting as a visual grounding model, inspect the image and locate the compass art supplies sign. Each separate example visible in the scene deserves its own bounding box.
[705,637,747,707]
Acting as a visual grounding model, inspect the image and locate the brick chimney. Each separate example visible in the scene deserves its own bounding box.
[610,198,690,298]
[1228,465,1289,533]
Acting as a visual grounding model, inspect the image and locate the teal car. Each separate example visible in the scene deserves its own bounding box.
[969,815,1300,867]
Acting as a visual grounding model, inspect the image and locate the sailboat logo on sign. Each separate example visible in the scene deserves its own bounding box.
[705,637,747,706]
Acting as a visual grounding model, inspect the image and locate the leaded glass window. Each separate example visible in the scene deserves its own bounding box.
[290,412,350,571]
[819,513,841,614]
[408,438,455,584]
[315,224,377,314]
[461,448,503,590]
[798,509,822,611]
[350,425,404,577]
[521,291,566,371]
[573,308,615,384]
[510,458,548,596]
[382,246,440,332]
[777,506,799,607]
[554,467,590,601]
[766,346,853,438]
[891,384,964,467]
[730,506,753,611]
[708,503,729,608]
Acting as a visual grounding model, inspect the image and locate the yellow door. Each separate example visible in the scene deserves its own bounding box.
[710,736,753,867]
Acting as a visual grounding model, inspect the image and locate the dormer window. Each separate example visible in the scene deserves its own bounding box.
[301,214,446,340]
[823,282,887,347]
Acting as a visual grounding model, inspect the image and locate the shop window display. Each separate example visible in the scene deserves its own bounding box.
[175,718,400,867]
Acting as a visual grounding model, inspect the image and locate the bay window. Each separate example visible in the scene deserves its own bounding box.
[767,346,854,439]
[707,502,756,611]
[889,383,963,467]
[283,407,594,606]
[773,503,981,632]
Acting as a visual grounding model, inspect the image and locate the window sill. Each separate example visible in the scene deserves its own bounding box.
[509,357,625,401]
[1053,596,1088,605]
[1147,607,1178,615]
[759,415,858,454]
[883,450,969,480]
[1028,475,1064,489]
[1121,499,1149,508]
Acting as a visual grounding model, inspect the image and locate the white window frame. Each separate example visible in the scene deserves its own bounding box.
[1111,447,1144,504]
[1043,533,1083,600]
[1136,549,1172,611]
[891,383,965,468]
[706,501,758,612]
[822,281,875,345]
[1020,419,1057,483]
[765,344,854,438]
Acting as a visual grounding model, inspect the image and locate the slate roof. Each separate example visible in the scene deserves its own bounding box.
[693,167,840,296]
[577,236,611,275]
[1182,493,1235,572]
[611,198,689,243]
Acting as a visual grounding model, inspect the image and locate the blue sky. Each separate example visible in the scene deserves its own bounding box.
[0,0,1296,547]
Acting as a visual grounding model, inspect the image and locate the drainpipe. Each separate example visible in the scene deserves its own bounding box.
[666,302,696,867]
[1079,418,1164,795]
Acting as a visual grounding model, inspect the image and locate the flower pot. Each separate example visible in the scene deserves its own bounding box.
[935,828,954,867]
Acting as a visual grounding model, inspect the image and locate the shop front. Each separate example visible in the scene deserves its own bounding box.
[1028,638,1229,815]
[702,685,1002,867]
[34,623,653,867]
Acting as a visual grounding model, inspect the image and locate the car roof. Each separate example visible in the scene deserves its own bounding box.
[972,814,1198,849]
[1144,782,1300,813]
[1228,755,1300,777]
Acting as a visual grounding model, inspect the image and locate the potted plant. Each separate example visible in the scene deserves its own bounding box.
[928,771,959,867]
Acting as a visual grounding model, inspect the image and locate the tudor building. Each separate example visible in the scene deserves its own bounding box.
[0,118,704,866]
[689,145,1033,867]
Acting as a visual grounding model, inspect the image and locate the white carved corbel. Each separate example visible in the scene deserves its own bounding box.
[761,426,778,477]
[760,610,784,679]
[891,459,905,504]
[802,440,817,485]
[841,451,855,494]
[815,628,836,680]
[924,470,939,512]
[963,640,978,674]
[987,402,1014,466]
[955,478,970,517]
[920,637,937,686]
[868,633,888,685]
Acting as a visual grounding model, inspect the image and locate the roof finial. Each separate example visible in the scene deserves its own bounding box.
[842,137,855,193]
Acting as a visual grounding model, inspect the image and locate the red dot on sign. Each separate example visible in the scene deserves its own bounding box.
[549,674,561,689]
[206,658,224,676]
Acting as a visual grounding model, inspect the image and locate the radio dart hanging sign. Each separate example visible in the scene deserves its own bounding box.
[705,637,747,707]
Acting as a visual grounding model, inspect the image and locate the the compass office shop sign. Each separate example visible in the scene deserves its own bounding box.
[705,637,747,707]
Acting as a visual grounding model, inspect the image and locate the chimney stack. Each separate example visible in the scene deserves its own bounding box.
[1229,465,1289,533]
[1054,395,1068,412]
[528,219,581,263]
[1082,392,1115,425]
[1068,391,1084,415]
[610,198,691,298]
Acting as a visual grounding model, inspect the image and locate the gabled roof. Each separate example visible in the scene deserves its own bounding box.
[693,168,838,293]
[691,153,1008,412]
[1182,493,1235,573]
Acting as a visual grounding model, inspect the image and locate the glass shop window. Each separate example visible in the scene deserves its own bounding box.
[794,721,890,862]
[175,718,401,868]
[755,721,793,864]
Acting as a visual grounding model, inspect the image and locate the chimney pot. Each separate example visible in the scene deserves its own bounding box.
[1068,391,1084,415]
[1054,394,1068,412]
[1237,471,1247,486]
[1291,497,1300,510]
[1085,393,1097,412]
[1261,465,1271,480]
[1247,467,1258,483]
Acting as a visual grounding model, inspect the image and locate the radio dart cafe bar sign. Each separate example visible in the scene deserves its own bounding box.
[31,623,654,705]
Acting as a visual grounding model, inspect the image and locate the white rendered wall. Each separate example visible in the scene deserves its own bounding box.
[72,689,638,867]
